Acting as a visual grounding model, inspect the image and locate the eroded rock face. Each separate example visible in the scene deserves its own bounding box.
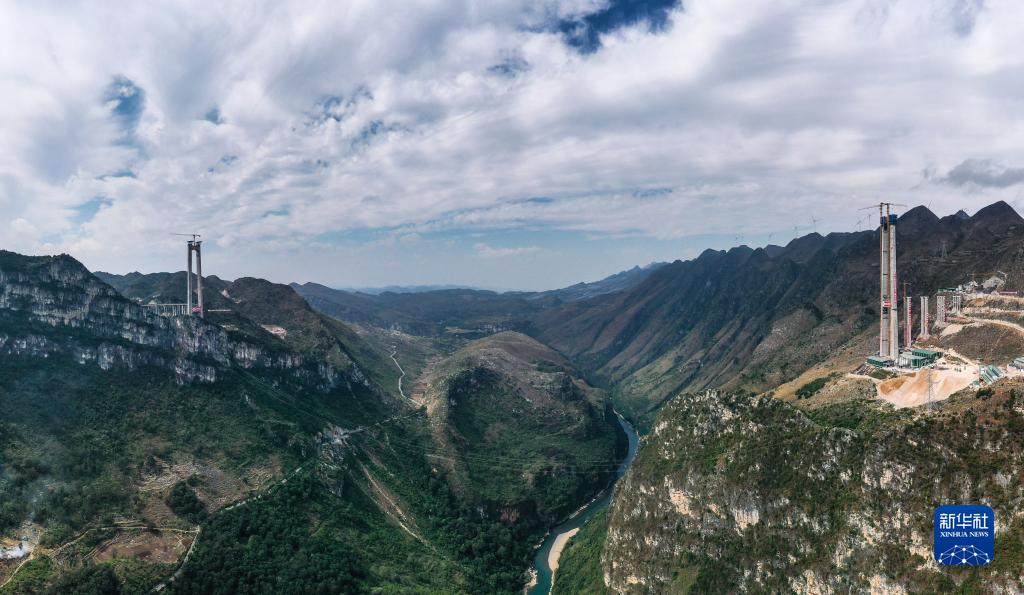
[602,391,1024,593]
[0,252,360,390]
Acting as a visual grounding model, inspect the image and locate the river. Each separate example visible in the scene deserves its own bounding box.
[526,412,640,595]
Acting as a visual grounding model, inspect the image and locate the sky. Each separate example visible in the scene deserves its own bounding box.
[2,0,1024,290]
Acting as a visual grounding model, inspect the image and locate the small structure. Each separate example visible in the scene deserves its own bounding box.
[982,275,1006,293]
[867,356,893,368]
[980,365,1003,385]
[911,348,943,364]
[898,352,929,369]
[1011,357,1024,370]
[949,294,963,315]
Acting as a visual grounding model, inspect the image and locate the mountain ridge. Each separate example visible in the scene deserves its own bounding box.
[0,248,623,593]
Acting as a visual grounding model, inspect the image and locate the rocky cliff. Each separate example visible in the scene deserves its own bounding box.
[601,388,1024,593]
[0,250,625,593]
[0,251,361,391]
[534,202,1024,429]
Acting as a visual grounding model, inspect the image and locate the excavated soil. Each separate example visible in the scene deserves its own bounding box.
[877,368,976,409]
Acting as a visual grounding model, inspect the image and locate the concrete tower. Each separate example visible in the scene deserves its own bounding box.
[904,295,912,348]
[186,238,204,318]
[919,296,930,339]
[878,204,899,359]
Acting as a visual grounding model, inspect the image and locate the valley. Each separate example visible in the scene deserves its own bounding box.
[9,0,1024,591]
[3,202,1024,593]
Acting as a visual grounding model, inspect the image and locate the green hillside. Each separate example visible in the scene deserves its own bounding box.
[1,251,622,593]
[600,385,1024,592]
[424,332,623,523]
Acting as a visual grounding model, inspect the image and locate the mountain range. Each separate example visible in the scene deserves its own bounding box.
[288,202,1024,429]
[0,251,621,593]
[2,201,1024,593]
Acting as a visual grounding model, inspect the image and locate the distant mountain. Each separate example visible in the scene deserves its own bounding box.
[290,262,667,335]
[533,201,1024,428]
[547,208,1024,593]
[285,202,1024,430]
[538,262,669,303]
[290,283,545,336]
[338,283,499,295]
[8,201,1024,591]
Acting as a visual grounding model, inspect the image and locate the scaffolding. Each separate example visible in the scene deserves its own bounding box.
[142,303,189,317]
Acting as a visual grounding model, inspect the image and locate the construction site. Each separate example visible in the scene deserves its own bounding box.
[855,203,1024,409]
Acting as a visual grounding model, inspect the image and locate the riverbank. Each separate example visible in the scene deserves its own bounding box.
[546,527,580,574]
[526,413,639,594]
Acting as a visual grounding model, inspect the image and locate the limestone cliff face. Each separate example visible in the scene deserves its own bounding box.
[602,390,1024,593]
[0,251,357,390]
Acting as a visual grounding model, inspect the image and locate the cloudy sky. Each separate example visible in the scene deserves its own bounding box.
[3,0,1023,290]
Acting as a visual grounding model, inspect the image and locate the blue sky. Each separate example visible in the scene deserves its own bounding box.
[2,0,1024,290]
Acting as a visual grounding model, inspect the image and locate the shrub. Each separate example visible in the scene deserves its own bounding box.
[165,481,207,524]
[796,377,829,399]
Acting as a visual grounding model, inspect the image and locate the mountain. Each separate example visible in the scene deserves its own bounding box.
[7,200,1024,593]
[537,263,669,303]
[290,262,667,336]
[422,332,623,522]
[288,202,1024,433]
[94,270,231,308]
[337,284,501,295]
[0,251,423,591]
[0,251,623,593]
[95,271,400,395]
[533,202,1024,429]
[594,383,1024,592]
[291,284,543,336]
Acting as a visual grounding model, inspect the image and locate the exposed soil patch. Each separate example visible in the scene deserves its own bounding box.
[939,324,1023,365]
[142,495,180,527]
[91,529,193,565]
[877,367,976,409]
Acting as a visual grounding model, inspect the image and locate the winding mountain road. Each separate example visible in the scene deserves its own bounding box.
[389,346,408,401]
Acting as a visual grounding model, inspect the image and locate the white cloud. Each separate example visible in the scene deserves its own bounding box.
[1,0,1023,285]
[474,242,542,258]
